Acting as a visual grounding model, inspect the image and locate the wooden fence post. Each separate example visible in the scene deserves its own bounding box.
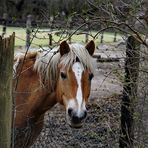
[26,15,32,48]
[113,32,117,42]
[68,17,72,43]
[0,33,15,148]
[85,24,89,43]
[119,36,140,148]
[48,33,52,46]
[85,33,89,43]
[100,32,104,43]
[2,13,7,37]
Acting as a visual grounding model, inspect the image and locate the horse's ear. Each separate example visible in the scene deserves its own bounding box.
[60,41,70,56]
[85,40,95,56]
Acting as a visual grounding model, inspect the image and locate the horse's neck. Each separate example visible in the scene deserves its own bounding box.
[33,92,57,116]
[14,53,58,147]
[14,58,58,128]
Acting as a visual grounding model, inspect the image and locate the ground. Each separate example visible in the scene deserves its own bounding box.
[30,42,125,148]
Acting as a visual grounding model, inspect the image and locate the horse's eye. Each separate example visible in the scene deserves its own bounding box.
[89,73,94,81]
[61,72,67,79]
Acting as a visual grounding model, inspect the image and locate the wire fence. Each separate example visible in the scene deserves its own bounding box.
[0,12,148,148]
[12,35,148,148]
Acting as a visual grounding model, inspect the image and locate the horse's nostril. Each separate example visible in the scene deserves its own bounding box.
[72,115,81,124]
[68,108,73,117]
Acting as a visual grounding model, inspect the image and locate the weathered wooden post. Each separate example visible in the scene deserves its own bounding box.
[68,17,72,43]
[100,32,104,43]
[26,15,32,48]
[48,33,52,46]
[2,13,7,37]
[85,25,89,43]
[0,33,15,148]
[119,35,140,148]
[113,32,117,42]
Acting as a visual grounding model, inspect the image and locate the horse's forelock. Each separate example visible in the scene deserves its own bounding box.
[60,44,95,72]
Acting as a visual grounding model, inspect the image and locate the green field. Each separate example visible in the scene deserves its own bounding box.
[0,25,122,48]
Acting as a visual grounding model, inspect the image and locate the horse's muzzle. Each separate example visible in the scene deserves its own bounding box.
[67,108,87,128]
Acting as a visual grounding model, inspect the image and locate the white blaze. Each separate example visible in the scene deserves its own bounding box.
[71,62,86,116]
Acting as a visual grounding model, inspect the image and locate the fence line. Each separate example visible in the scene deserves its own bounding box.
[0,14,119,47]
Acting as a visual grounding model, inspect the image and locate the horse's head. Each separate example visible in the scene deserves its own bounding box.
[56,40,95,128]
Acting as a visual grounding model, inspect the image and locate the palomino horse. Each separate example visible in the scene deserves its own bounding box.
[13,40,95,147]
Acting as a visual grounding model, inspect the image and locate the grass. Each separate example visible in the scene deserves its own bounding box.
[0,25,122,48]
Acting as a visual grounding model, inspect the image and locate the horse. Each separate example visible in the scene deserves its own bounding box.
[13,40,95,147]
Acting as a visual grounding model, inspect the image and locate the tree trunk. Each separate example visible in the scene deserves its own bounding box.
[26,15,32,49]
[119,35,140,148]
[0,33,15,148]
